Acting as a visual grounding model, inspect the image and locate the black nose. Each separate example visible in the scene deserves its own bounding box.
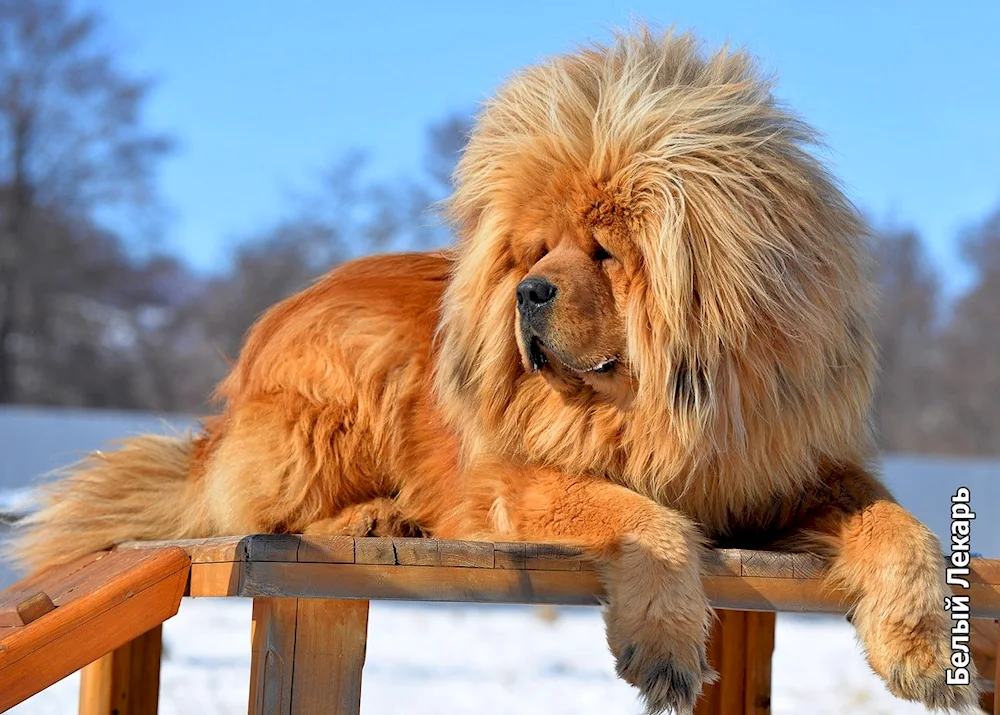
[516,278,557,310]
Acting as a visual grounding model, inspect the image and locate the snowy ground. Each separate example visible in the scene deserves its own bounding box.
[12,599,937,715]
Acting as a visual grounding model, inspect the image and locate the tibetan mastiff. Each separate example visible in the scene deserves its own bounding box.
[14,28,975,714]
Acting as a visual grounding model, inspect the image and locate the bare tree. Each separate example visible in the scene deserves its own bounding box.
[870,227,943,451]
[932,208,1000,455]
[0,0,171,402]
[424,113,472,195]
[159,124,475,412]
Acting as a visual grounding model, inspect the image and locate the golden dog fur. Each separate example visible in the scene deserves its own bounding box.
[12,29,976,713]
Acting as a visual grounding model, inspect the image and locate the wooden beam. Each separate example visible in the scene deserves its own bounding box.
[0,548,189,711]
[132,536,1000,617]
[79,625,164,715]
[696,610,775,715]
[180,559,1000,617]
[248,598,369,715]
[239,562,603,605]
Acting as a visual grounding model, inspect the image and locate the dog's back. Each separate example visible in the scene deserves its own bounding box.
[10,250,464,573]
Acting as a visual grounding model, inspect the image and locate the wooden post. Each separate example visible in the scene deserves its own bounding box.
[695,609,776,715]
[993,619,1000,715]
[248,598,370,715]
[79,625,164,715]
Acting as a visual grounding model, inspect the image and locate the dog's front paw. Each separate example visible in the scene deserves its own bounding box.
[603,570,715,714]
[303,498,424,537]
[856,598,980,712]
[609,630,715,715]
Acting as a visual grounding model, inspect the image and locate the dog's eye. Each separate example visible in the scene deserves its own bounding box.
[593,244,613,262]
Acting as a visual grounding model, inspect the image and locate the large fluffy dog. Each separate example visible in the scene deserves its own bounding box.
[14,29,975,713]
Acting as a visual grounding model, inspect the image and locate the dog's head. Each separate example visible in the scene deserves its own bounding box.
[435,27,876,492]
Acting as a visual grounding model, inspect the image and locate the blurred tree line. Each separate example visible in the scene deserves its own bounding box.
[0,0,997,456]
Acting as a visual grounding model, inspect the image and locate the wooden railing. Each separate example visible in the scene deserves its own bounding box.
[3,535,1000,714]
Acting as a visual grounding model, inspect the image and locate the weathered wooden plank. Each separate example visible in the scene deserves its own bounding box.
[249,598,297,715]
[740,551,794,579]
[168,542,1000,616]
[0,548,189,711]
[178,560,1000,617]
[241,562,605,605]
[119,535,299,564]
[354,537,397,565]
[236,562,851,612]
[390,538,442,566]
[791,553,826,580]
[290,599,369,715]
[971,560,1000,586]
[970,584,1000,618]
[438,540,494,568]
[117,536,1000,591]
[245,534,301,563]
[187,561,241,597]
[351,538,494,568]
[119,537,245,563]
[702,575,850,614]
[494,542,584,571]
[296,535,355,564]
[1,552,109,620]
[704,550,742,577]
[79,625,164,715]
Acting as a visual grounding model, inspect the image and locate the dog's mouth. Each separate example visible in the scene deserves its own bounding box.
[527,336,617,375]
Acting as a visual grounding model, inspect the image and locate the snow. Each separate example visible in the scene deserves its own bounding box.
[10,600,936,715]
[0,489,32,518]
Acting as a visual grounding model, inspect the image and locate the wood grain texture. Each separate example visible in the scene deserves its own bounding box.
[0,548,189,711]
[249,598,297,715]
[695,610,775,715]
[493,542,585,571]
[150,535,1000,616]
[744,612,776,714]
[14,592,56,626]
[247,598,369,715]
[977,618,1000,715]
[226,562,860,613]
[290,599,369,715]
[740,551,794,579]
[995,627,1000,715]
[296,535,355,564]
[117,534,1000,588]
[241,562,605,606]
[79,625,164,715]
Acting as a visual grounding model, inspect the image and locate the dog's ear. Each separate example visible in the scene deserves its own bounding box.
[433,237,523,434]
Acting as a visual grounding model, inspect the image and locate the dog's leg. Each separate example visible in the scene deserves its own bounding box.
[779,461,979,712]
[303,497,424,537]
[470,464,715,715]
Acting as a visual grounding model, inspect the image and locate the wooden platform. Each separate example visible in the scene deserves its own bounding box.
[3,536,998,715]
[121,534,1000,616]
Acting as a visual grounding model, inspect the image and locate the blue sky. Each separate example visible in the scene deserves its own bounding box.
[93,1,999,288]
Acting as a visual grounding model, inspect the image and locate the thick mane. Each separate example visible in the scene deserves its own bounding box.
[435,28,877,527]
